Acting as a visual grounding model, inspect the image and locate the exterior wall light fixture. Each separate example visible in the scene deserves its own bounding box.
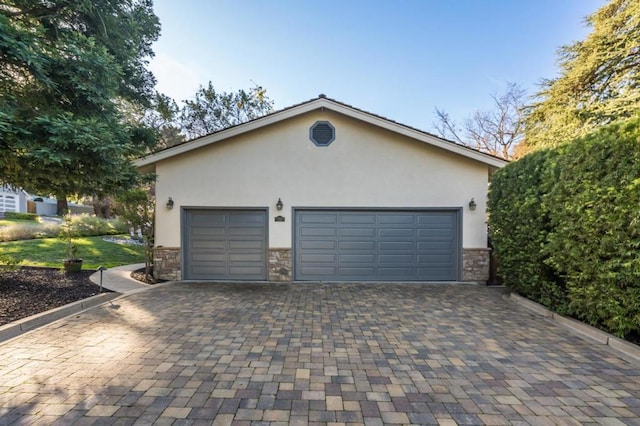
[276,198,283,211]
[166,197,174,210]
[468,198,477,211]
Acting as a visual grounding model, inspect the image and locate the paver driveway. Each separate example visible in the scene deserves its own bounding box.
[0,283,639,425]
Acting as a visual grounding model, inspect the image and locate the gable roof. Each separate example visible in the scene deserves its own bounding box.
[135,95,508,168]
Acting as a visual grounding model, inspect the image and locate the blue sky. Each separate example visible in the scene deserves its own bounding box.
[149,0,603,132]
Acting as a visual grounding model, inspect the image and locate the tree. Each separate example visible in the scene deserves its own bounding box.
[433,83,526,160]
[115,186,155,279]
[179,83,275,139]
[524,0,640,149]
[0,1,160,214]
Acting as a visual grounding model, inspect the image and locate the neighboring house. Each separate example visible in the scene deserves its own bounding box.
[136,95,508,283]
[0,186,28,214]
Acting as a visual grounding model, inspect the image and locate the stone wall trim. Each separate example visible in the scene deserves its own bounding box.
[269,248,292,282]
[154,247,181,281]
[462,248,490,283]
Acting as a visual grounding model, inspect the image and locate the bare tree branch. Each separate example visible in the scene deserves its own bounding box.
[433,83,526,160]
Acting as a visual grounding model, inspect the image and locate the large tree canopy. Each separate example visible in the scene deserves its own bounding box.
[525,0,640,149]
[0,0,160,209]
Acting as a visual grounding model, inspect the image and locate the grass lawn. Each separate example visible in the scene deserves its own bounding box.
[0,235,145,269]
[0,219,42,227]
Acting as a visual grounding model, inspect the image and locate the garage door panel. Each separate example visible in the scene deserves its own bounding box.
[339,267,376,276]
[190,265,227,275]
[339,241,375,250]
[418,254,453,263]
[191,226,226,236]
[191,240,226,250]
[339,214,376,224]
[228,253,264,262]
[298,267,337,276]
[228,266,265,275]
[190,213,225,225]
[300,227,337,237]
[379,228,414,238]
[228,213,265,225]
[184,209,267,280]
[379,241,414,250]
[418,214,455,225]
[299,214,337,224]
[417,229,455,238]
[228,227,265,237]
[191,252,226,262]
[379,254,414,263]
[340,228,376,238]
[299,253,336,263]
[229,240,264,250]
[378,215,416,225]
[339,254,376,263]
[417,241,454,251]
[300,240,337,250]
[378,267,414,276]
[295,210,459,281]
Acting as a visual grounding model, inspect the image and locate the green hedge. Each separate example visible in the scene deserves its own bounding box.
[488,150,567,311]
[489,116,640,338]
[3,212,38,221]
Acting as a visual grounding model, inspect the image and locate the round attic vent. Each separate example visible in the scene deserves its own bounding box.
[310,121,335,146]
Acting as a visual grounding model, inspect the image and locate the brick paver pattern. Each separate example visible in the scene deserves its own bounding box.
[0,283,639,425]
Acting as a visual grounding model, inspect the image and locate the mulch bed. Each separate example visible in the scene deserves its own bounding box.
[130,267,166,284]
[0,266,111,326]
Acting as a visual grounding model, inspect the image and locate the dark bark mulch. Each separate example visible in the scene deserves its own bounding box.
[130,267,166,284]
[0,266,111,326]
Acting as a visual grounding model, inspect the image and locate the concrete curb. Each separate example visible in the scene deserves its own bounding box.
[0,292,120,344]
[507,293,640,364]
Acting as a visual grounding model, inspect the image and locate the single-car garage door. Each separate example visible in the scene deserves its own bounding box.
[295,210,460,281]
[184,209,267,280]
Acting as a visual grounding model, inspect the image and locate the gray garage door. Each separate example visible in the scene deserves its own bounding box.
[295,210,460,281]
[184,209,267,280]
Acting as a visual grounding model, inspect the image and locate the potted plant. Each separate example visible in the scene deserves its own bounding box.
[60,214,83,272]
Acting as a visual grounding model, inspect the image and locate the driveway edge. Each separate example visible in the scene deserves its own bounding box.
[507,292,640,364]
[0,292,120,344]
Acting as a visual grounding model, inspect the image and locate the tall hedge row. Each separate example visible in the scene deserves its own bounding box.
[488,117,640,338]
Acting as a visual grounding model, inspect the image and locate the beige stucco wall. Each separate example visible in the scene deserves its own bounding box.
[154,110,490,249]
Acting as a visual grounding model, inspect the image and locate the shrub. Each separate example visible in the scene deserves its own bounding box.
[544,118,640,337]
[0,223,58,242]
[4,212,39,221]
[488,150,567,311]
[70,214,128,237]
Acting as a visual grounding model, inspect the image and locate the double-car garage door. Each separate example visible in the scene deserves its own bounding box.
[183,209,460,281]
[295,210,459,281]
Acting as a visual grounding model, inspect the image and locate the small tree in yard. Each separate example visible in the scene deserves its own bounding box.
[115,188,155,279]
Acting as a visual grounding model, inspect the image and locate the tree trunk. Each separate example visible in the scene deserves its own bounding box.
[56,196,69,216]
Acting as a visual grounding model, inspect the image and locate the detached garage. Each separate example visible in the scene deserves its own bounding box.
[137,95,507,283]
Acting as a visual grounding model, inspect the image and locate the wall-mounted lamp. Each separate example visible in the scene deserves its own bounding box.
[276,198,283,211]
[468,198,477,211]
[166,197,174,210]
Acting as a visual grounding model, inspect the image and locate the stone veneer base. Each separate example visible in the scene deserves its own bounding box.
[153,247,181,281]
[462,248,490,283]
